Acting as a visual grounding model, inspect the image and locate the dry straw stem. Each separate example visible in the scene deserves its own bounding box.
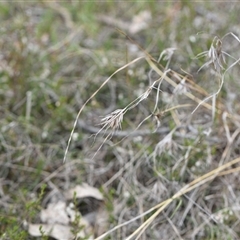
[161,104,193,115]
[94,156,240,240]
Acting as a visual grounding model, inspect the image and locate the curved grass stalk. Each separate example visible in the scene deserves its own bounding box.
[63,56,145,163]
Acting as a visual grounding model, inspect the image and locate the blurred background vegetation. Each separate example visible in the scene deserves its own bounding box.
[1,1,240,239]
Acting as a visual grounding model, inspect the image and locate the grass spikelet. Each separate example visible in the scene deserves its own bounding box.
[100,109,124,130]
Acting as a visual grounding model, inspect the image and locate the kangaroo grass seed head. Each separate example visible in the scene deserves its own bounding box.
[197,36,227,73]
[208,36,226,73]
[100,109,125,130]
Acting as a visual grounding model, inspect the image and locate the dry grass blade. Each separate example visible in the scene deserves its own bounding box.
[196,36,226,73]
[100,109,124,130]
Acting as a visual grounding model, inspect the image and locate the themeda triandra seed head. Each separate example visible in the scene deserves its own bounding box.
[100,109,124,130]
